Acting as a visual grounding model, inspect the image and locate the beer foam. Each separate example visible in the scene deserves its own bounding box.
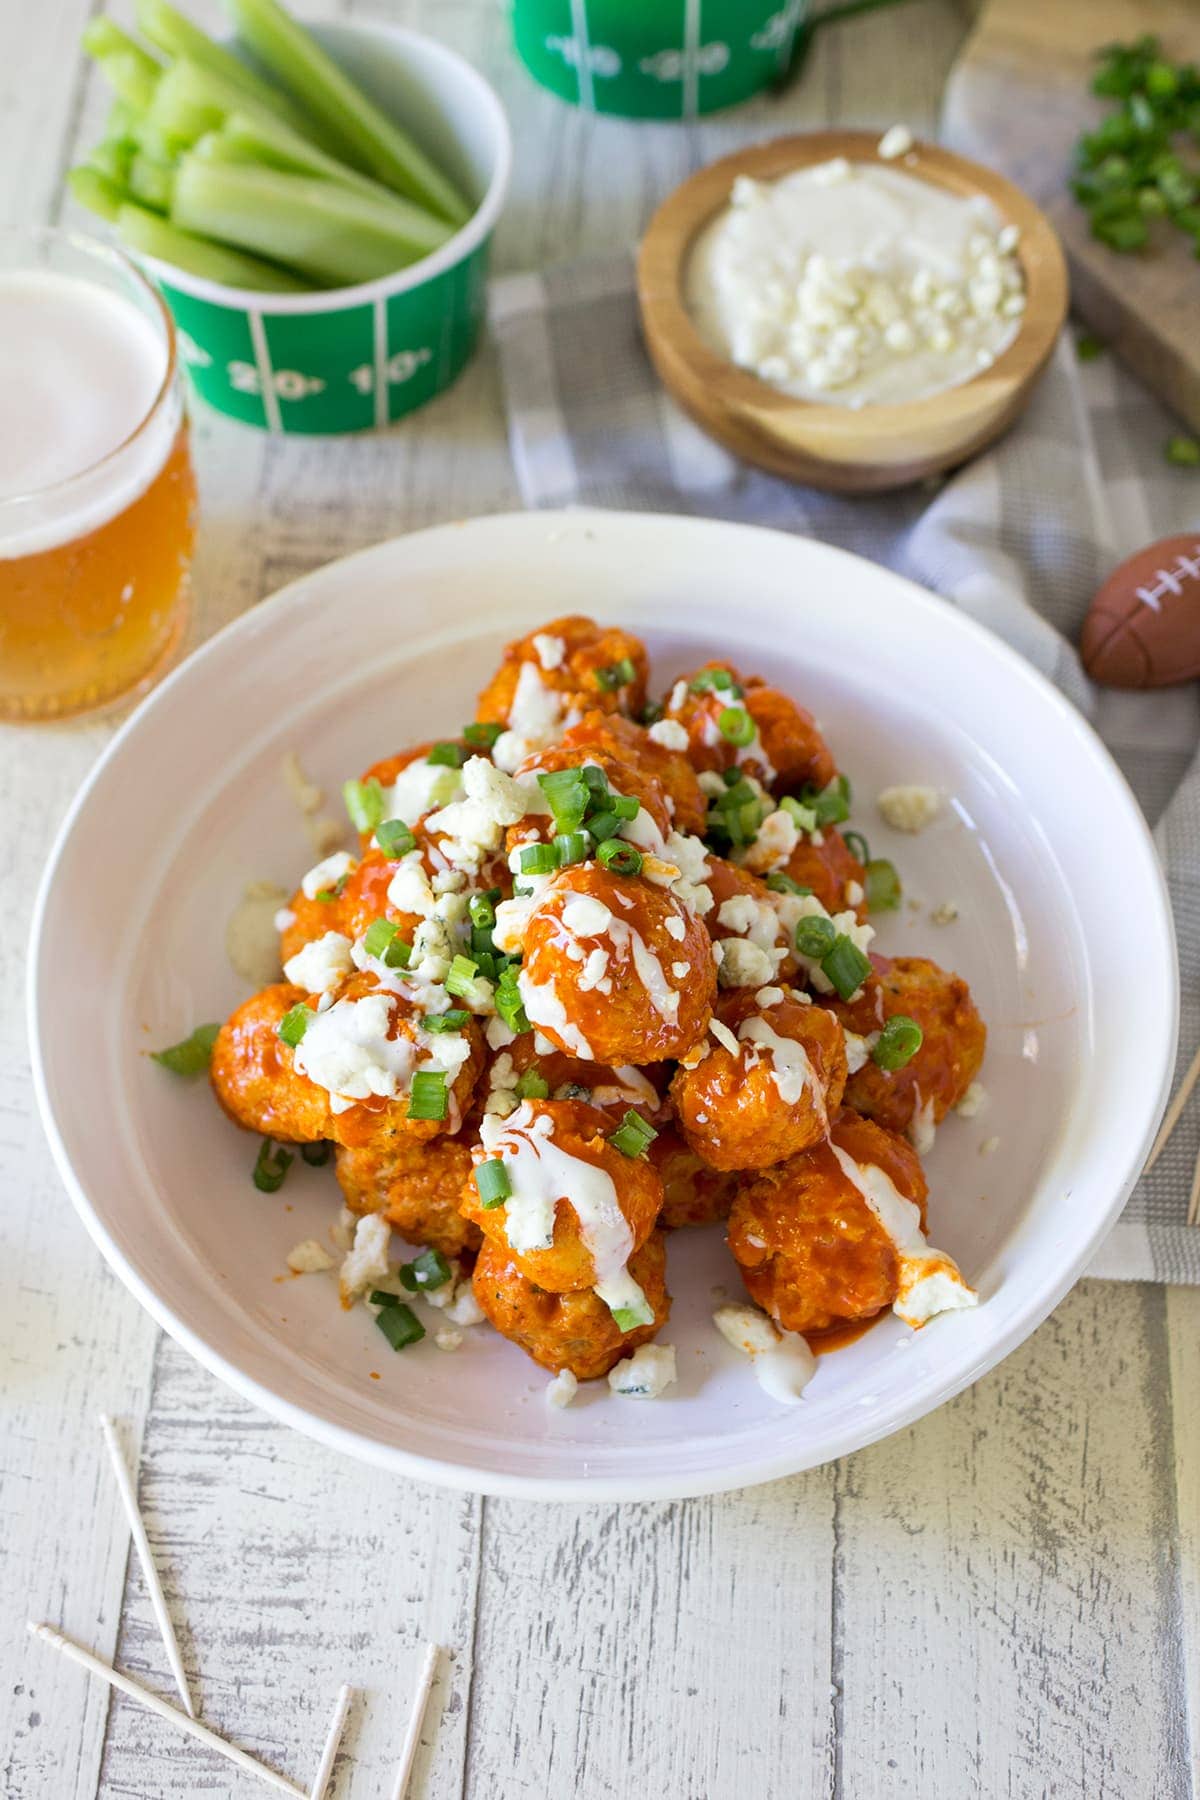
[0,270,181,559]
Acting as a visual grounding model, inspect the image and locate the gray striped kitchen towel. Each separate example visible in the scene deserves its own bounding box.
[490,251,1200,1282]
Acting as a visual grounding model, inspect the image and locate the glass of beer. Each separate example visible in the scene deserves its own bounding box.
[0,227,197,721]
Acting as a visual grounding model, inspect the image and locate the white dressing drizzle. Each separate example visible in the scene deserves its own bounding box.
[739,1015,825,1120]
[829,1144,976,1327]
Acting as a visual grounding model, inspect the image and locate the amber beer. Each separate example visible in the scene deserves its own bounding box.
[0,231,196,721]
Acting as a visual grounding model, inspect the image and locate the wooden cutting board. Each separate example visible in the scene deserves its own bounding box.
[942,0,1200,431]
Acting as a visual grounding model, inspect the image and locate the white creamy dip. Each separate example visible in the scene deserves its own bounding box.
[686,160,1025,408]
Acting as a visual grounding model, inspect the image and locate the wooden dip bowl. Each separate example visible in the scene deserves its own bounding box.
[636,130,1069,495]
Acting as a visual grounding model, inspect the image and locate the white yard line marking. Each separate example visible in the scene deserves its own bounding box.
[389,1642,441,1800]
[308,1683,354,1800]
[373,297,389,430]
[570,0,595,111]
[682,0,702,119]
[98,1413,194,1720]
[26,1623,306,1797]
[248,311,283,434]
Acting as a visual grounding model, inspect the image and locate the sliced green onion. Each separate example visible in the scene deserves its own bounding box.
[253,1138,293,1193]
[1076,332,1106,361]
[554,830,592,866]
[612,1297,655,1331]
[515,1070,550,1100]
[1166,434,1200,467]
[423,1010,470,1034]
[474,1159,511,1207]
[314,873,349,903]
[802,774,852,827]
[595,656,636,691]
[277,1003,314,1047]
[537,768,590,833]
[581,765,609,795]
[471,926,496,959]
[495,973,529,1035]
[690,668,738,695]
[864,858,902,913]
[519,841,560,876]
[721,766,745,787]
[641,701,664,726]
[609,1109,658,1158]
[598,841,643,876]
[468,894,496,929]
[151,1022,220,1075]
[843,830,871,865]
[363,917,401,961]
[375,818,416,858]
[873,1015,924,1071]
[610,794,640,821]
[408,1069,448,1122]
[474,950,499,981]
[767,873,812,897]
[369,1288,400,1307]
[428,741,467,768]
[464,720,502,750]
[585,809,622,843]
[375,1300,425,1351]
[718,706,756,747]
[780,795,818,833]
[300,1140,331,1166]
[445,954,482,1000]
[822,934,872,1001]
[795,915,837,960]
[399,1246,452,1292]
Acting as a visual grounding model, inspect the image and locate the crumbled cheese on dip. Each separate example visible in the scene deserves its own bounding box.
[686,161,1024,408]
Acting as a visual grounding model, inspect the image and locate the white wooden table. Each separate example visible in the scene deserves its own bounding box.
[4,4,1198,1795]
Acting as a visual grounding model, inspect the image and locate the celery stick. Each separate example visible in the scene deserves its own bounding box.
[129,152,176,213]
[223,0,471,227]
[135,0,318,141]
[87,139,135,186]
[172,156,432,285]
[206,111,452,250]
[89,47,162,114]
[116,200,310,291]
[69,166,130,225]
[82,16,163,75]
[148,54,338,158]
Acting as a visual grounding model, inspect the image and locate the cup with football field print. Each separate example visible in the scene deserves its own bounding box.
[510,0,809,118]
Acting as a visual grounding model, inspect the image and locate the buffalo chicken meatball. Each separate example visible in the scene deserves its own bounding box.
[504,862,715,1065]
[488,1034,670,1126]
[662,662,836,796]
[563,710,707,836]
[671,988,848,1171]
[727,1111,927,1335]
[472,1231,671,1379]
[831,955,986,1140]
[335,1132,481,1260]
[476,616,649,768]
[773,826,868,923]
[212,972,484,1149]
[460,1098,663,1295]
[650,1127,737,1229]
[211,983,333,1144]
[507,738,673,856]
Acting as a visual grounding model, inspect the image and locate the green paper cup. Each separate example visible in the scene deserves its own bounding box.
[140,21,511,435]
[511,0,810,119]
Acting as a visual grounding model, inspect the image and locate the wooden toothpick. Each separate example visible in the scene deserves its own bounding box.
[98,1413,194,1718]
[308,1683,354,1800]
[389,1643,441,1800]
[27,1623,306,1797]
[1187,1144,1200,1229]
[1143,1041,1200,1176]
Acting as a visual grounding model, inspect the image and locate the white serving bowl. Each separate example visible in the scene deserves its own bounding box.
[28,510,1176,1500]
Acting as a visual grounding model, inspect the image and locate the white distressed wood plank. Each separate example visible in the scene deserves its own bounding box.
[94,1340,481,1799]
[1167,1283,1200,1791]
[466,1472,838,1800]
[835,1279,1191,1800]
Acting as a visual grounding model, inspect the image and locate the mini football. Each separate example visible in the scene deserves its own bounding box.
[1081,534,1200,689]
